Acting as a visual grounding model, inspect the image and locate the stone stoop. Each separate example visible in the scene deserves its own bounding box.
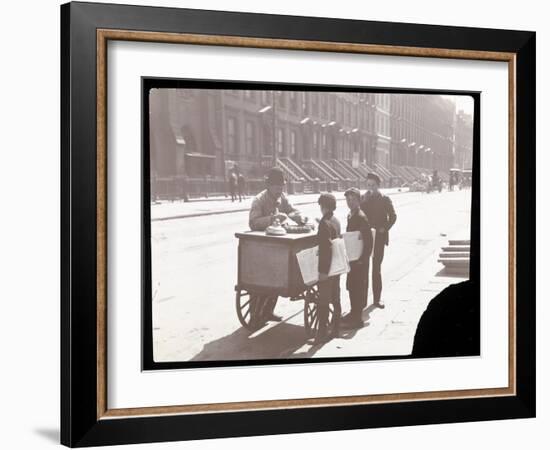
[438,239,470,275]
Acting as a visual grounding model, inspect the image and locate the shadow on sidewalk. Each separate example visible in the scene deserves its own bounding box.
[361,304,378,322]
[189,301,388,362]
[189,321,311,362]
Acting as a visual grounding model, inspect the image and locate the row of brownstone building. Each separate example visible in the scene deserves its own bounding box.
[149,88,473,197]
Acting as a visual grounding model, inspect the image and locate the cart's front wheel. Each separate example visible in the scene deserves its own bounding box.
[236,290,277,331]
[304,288,339,339]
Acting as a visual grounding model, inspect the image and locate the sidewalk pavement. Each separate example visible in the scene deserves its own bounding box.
[300,248,468,358]
[151,187,409,221]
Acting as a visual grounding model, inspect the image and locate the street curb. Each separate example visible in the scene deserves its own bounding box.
[152,189,410,222]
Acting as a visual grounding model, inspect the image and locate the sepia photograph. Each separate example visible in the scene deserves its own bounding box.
[143,81,478,368]
[58,3,535,445]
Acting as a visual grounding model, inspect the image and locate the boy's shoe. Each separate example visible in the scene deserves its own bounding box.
[266,312,283,322]
[341,313,364,329]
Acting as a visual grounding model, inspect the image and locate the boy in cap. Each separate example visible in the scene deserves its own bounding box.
[315,193,342,344]
[361,173,397,309]
[342,187,373,328]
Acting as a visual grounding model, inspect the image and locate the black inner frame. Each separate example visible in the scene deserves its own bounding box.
[141,77,481,371]
[61,2,535,447]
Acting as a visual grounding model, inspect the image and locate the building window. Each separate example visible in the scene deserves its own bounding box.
[244,90,255,102]
[289,91,298,112]
[177,89,195,100]
[227,117,238,154]
[331,96,337,119]
[312,93,319,116]
[290,130,297,156]
[245,121,255,155]
[262,124,271,156]
[276,91,286,108]
[276,127,284,154]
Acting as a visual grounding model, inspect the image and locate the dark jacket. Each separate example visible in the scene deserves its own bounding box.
[238,174,245,188]
[317,213,341,275]
[229,172,238,187]
[346,208,372,265]
[360,191,397,246]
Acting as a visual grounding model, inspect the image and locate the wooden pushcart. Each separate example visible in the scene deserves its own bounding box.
[234,231,338,337]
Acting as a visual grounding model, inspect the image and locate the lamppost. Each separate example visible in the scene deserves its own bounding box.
[408,141,416,167]
[425,147,433,169]
[272,91,278,166]
[221,90,227,189]
[399,138,407,166]
[258,91,279,168]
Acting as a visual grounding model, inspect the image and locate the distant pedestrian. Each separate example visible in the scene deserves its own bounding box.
[449,171,456,191]
[237,172,246,202]
[315,193,342,344]
[431,169,442,193]
[342,187,372,328]
[228,171,238,202]
[361,173,397,309]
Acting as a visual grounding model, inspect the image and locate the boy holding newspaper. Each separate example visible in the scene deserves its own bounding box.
[315,193,342,344]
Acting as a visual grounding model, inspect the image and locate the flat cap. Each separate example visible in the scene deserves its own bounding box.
[265,167,286,185]
[344,187,361,198]
[366,172,381,185]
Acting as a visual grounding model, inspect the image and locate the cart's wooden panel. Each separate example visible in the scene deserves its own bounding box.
[240,240,289,290]
[236,231,317,297]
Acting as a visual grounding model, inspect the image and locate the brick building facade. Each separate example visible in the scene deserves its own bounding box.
[149,89,471,196]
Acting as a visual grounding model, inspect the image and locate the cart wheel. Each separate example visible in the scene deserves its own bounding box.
[236,290,259,330]
[236,291,277,331]
[304,288,339,339]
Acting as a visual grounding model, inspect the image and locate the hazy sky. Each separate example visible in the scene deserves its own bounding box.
[443,95,474,116]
